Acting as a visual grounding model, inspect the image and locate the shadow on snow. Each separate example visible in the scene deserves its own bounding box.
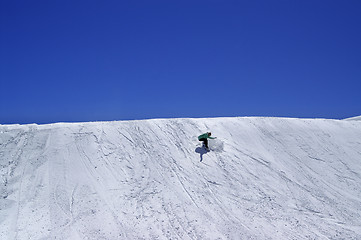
[195,147,208,162]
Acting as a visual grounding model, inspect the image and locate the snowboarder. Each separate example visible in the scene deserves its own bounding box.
[198,132,216,151]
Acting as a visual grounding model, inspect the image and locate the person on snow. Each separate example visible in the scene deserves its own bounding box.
[198,132,216,150]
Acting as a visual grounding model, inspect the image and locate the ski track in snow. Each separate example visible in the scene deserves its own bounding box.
[0,117,361,239]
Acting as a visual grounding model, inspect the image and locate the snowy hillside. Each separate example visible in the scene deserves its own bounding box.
[1,117,361,239]
[345,115,361,121]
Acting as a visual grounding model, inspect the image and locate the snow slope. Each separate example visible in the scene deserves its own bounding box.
[1,117,361,239]
[345,115,361,121]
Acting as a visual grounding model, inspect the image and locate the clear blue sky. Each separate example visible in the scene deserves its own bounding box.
[1,0,360,124]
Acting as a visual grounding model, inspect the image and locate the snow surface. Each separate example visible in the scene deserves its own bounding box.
[1,117,361,239]
[344,115,361,121]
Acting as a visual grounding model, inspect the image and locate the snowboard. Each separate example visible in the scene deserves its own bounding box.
[202,143,210,152]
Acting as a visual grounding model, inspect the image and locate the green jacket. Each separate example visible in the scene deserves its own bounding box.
[198,133,215,140]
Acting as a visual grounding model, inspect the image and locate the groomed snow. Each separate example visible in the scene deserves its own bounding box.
[1,117,361,239]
